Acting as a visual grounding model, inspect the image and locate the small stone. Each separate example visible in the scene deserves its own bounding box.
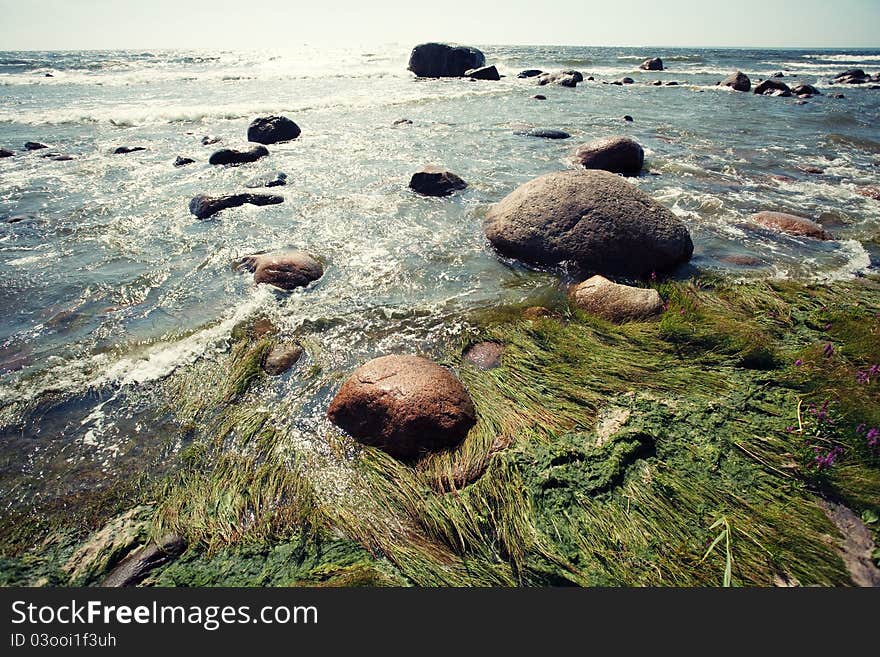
[262,342,304,376]
[463,342,504,369]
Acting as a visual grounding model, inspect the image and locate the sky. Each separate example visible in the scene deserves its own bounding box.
[1,0,879,50]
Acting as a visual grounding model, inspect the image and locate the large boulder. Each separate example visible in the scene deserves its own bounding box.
[407,43,485,78]
[754,79,791,96]
[245,251,324,290]
[189,193,283,219]
[247,116,301,144]
[751,211,831,240]
[208,145,269,165]
[573,136,644,175]
[537,71,580,87]
[570,275,663,323]
[409,166,467,196]
[720,71,751,92]
[483,169,693,278]
[640,57,664,71]
[465,65,500,81]
[791,84,820,96]
[833,69,870,84]
[326,354,477,459]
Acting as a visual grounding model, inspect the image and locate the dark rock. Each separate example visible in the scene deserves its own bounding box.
[771,72,784,78]
[640,57,664,71]
[407,43,485,78]
[44,72,53,77]
[208,144,269,165]
[483,169,693,278]
[560,70,584,83]
[798,165,824,174]
[100,535,186,587]
[245,171,287,188]
[623,115,634,122]
[573,136,644,175]
[0,148,13,158]
[831,93,845,99]
[518,69,543,78]
[570,275,663,323]
[720,71,751,92]
[531,94,547,100]
[465,65,500,81]
[409,166,467,196]
[754,79,791,96]
[516,128,571,139]
[247,116,301,144]
[613,77,634,85]
[188,193,283,219]
[463,341,504,369]
[201,135,221,145]
[751,211,831,240]
[327,354,476,460]
[587,76,595,81]
[245,251,324,290]
[173,156,195,167]
[113,146,146,155]
[791,84,820,96]
[44,153,75,161]
[536,72,580,87]
[392,118,413,126]
[262,342,304,375]
[651,80,663,86]
[664,81,679,86]
[833,69,868,84]
[24,141,49,151]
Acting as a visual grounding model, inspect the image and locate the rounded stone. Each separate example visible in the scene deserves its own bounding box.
[573,136,644,175]
[252,251,324,290]
[570,275,663,323]
[751,211,831,240]
[247,116,301,144]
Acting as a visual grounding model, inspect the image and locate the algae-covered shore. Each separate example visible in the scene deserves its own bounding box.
[2,275,878,587]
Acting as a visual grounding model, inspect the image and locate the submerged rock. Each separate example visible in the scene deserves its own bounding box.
[465,65,500,80]
[407,42,485,77]
[754,79,791,96]
[573,136,644,175]
[612,77,634,85]
[24,141,49,150]
[531,94,547,100]
[409,166,467,196]
[392,118,413,126]
[262,342,304,375]
[174,156,195,167]
[570,275,663,323]
[247,116,301,144]
[463,341,504,369]
[751,211,831,240]
[516,128,571,139]
[113,146,146,154]
[720,71,751,91]
[208,144,269,165]
[188,193,283,219]
[201,135,221,145]
[242,250,324,290]
[245,171,288,188]
[518,69,543,78]
[483,169,694,278]
[327,354,477,459]
[640,57,664,71]
[101,534,187,587]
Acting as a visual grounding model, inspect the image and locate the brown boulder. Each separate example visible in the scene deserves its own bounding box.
[409,166,467,196]
[263,342,304,375]
[754,79,791,96]
[327,355,476,459]
[237,251,324,290]
[573,136,644,175]
[751,211,831,240]
[720,71,751,92]
[570,275,663,323]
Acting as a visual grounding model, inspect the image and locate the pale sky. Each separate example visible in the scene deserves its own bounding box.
[1,0,878,50]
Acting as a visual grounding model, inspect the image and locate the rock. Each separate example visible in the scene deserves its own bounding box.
[664,80,679,86]
[522,306,555,320]
[242,250,324,290]
[640,57,664,71]
[791,84,820,96]
[856,185,880,201]
[100,534,187,587]
[247,115,301,144]
[465,65,500,81]
[798,165,824,175]
[245,171,288,188]
[24,141,49,150]
[573,136,644,175]
[463,341,504,369]
[0,148,13,158]
[623,115,634,122]
[327,354,477,459]
[751,211,831,240]
[262,342,304,375]
[570,275,663,323]
[720,254,763,266]
[537,72,579,87]
[201,135,221,145]
[651,80,663,86]
[831,93,845,99]
[63,506,152,584]
[833,69,870,84]
[721,71,751,92]
[174,156,195,167]
[409,166,467,196]
[613,77,634,85]
[44,153,75,161]
[407,43,485,78]
[587,76,595,81]
[771,72,784,78]
[208,144,269,165]
[483,169,693,278]
[392,118,413,126]
[516,128,571,139]
[531,94,547,100]
[113,146,146,154]
[560,70,584,83]
[518,69,543,78]
[188,193,283,219]
[754,79,791,96]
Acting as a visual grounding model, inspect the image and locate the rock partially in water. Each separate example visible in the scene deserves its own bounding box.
[327,354,477,460]
[720,71,751,92]
[113,146,146,155]
[832,69,871,84]
[189,193,283,219]
[640,57,664,71]
[208,144,269,166]
[754,79,791,96]
[570,275,663,323]
[392,118,413,126]
[792,84,820,96]
[409,166,467,196]
[856,185,880,201]
[484,169,694,278]
[247,115,301,144]
[522,306,556,320]
[201,135,221,145]
[623,115,634,122]
[573,136,644,175]
[174,155,195,167]
[516,128,571,139]
[518,69,543,78]
[262,342,305,375]
[24,141,49,151]
[0,148,13,158]
[101,534,187,587]
[537,71,580,87]
[63,506,153,585]
[751,211,831,240]
[465,65,500,81]
[531,94,547,100]
[720,254,763,266]
[463,341,504,369]
[245,171,288,188]
[407,42,485,78]
[241,250,324,290]
[611,77,634,85]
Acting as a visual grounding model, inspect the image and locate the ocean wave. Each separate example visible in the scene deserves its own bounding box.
[802,54,880,62]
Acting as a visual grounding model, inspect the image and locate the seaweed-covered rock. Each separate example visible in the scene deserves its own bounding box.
[188,193,283,219]
[247,116,301,144]
[751,211,831,240]
[101,534,187,587]
[484,169,693,278]
[407,43,485,78]
[570,275,663,323]
[208,145,269,165]
[409,166,467,196]
[327,354,476,459]
[573,136,644,175]
[262,342,304,375]
[721,71,751,92]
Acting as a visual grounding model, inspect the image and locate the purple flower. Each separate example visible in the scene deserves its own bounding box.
[857,424,866,434]
[794,359,803,367]
[857,371,870,384]
[822,343,834,357]
[824,323,833,331]
[785,426,795,433]
[867,428,880,449]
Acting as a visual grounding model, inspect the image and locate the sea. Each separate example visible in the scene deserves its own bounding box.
[1,44,879,510]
